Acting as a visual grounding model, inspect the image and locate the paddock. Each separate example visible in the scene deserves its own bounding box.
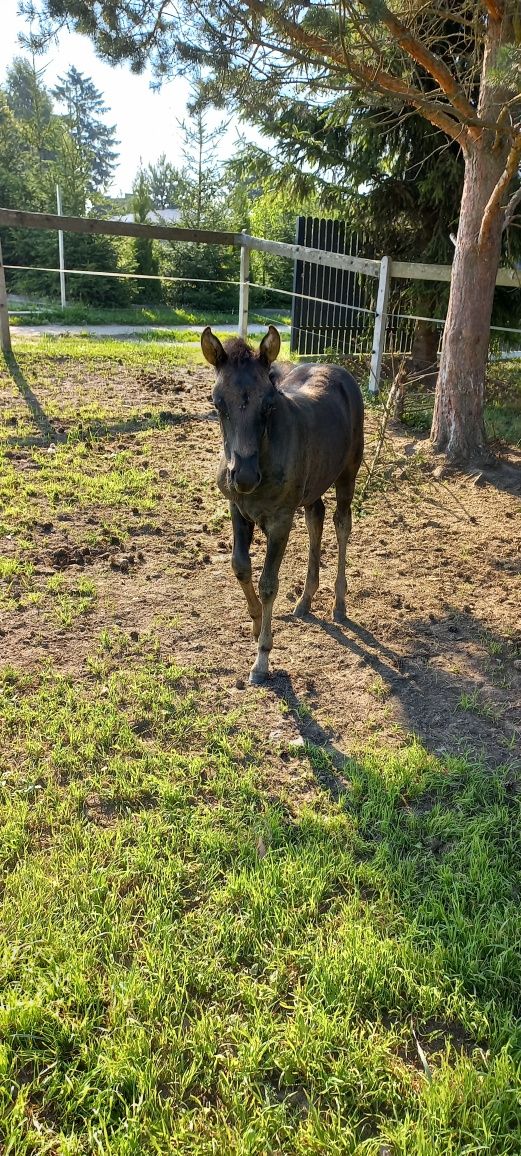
[0,335,520,1151]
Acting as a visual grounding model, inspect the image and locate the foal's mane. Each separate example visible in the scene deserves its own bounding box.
[222,338,256,365]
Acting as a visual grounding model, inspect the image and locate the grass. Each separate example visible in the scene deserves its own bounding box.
[398,357,521,446]
[8,332,294,365]
[0,650,520,1154]
[0,337,520,1151]
[9,303,291,328]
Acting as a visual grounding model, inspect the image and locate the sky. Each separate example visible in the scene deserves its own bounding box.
[0,0,244,196]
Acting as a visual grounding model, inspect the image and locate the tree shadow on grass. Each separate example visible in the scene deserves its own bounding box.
[3,353,58,443]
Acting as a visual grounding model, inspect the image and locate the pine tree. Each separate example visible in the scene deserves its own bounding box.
[145,154,186,209]
[52,66,119,192]
[5,56,57,196]
[24,0,521,463]
[177,107,227,229]
[131,170,162,302]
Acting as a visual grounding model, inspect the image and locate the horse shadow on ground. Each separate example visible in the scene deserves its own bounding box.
[270,608,521,783]
[263,613,521,1087]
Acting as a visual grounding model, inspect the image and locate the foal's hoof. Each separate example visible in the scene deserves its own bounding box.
[249,668,268,686]
[332,604,347,624]
[293,596,311,618]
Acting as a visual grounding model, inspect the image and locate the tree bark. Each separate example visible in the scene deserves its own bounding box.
[431,6,515,465]
[430,142,506,463]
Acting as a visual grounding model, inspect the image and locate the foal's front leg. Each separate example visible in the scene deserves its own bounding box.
[249,517,292,685]
[230,503,262,638]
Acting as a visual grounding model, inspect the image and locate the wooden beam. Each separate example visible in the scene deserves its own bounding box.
[390,259,520,288]
[1,205,517,300]
[0,206,238,247]
[391,260,452,282]
[241,233,381,277]
[238,239,250,338]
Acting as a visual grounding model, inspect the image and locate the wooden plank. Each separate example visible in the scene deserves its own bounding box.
[0,206,238,247]
[241,233,381,277]
[369,256,391,394]
[494,267,521,288]
[2,206,517,291]
[0,238,12,354]
[391,258,521,288]
[391,260,452,282]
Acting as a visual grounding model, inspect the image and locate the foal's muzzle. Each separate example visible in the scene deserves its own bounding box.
[229,452,261,494]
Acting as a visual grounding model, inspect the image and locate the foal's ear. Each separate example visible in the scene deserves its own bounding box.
[201,327,227,368]
[259,325,281,366]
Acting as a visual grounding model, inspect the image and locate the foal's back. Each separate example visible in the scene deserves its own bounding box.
[271,361,364,497]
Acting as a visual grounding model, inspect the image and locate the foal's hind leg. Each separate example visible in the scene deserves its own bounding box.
[294,498,325,618]
[333,471,355,622]
[230,503,262,639]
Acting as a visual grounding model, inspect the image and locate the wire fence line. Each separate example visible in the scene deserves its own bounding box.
[5,262,521,347]
[4,264,243,287]
[1,206,520,381]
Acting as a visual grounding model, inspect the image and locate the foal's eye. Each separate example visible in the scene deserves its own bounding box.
[214,398,228,418]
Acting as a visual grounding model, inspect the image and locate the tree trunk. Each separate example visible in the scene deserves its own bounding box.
[431,142,506,463]
[431,7,515,465]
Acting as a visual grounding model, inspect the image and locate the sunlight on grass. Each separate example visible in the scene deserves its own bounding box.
[0,337,520,1153]
[34,444,157,511]
[45,575,98,627]
[0,650,519,1154]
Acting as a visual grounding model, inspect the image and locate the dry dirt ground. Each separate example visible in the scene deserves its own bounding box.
[1,353,520,773]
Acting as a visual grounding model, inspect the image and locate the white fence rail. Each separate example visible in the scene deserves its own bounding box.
[1,206,520,389]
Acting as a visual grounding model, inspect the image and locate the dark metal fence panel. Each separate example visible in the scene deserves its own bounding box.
[291,218,376,356]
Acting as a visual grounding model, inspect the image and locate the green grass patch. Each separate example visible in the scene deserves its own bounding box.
[399,359,521,444]
[10,303,291,328]
[34,444,157,511]
[0,442,156,542]
[8,333,293,366]
[0,649,520,1153]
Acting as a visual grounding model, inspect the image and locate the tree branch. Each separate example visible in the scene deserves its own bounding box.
[357,0,481,134]
[242,0,471,146]
[479,130,521,246]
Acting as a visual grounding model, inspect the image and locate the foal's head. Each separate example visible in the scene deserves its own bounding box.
[201,326,281,494]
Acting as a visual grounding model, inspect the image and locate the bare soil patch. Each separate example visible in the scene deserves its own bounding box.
[1,353,520,770]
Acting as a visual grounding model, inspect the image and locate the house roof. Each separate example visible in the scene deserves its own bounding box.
[110,207,181,224]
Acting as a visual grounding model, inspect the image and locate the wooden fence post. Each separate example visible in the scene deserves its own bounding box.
[369,255,391,394]
[239,233,250,338]
[0,238,12,355]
